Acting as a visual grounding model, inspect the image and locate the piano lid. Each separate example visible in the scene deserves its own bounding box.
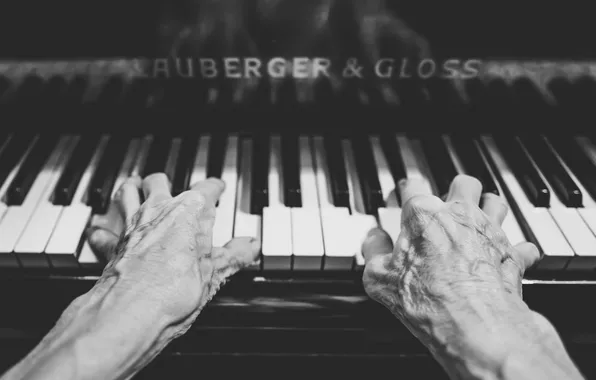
[0,0,595,60]
[0,0,595,130]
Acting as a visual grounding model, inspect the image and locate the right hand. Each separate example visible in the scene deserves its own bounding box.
[362,175,548,361]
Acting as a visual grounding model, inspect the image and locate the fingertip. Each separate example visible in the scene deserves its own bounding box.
[207,177,225,190]
[513,241,542,270]
[362,227,393,264]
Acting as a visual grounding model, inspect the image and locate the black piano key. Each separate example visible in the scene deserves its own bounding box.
[251,135,269,214]
[88,137,128,213]
[53,136,98,205]
[352,137,384,214]
[0,134,34,188]
[548,136,596,202]
[494,136,550,207]
[7,135,59,205]
[323,136,350,208]
[281,135,301,207]
[520,136,582,207]
[143,137,172,178]
[450,136,499,195]
[419,136,458,196]
[172,137,198,196]
[206,135,227,179]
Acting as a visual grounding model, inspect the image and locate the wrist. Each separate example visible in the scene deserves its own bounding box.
[426,297,549,379]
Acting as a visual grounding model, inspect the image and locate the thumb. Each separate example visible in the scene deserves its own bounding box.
[501,242,541,296]
[211,237,261,278]
[511,241,542,270]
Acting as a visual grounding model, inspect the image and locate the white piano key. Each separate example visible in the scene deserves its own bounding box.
[213,135,239,248]
[0,136,38,222]
[541,137,596,270]
[442,135,467,175]
[378,208,402,244]
[343,140,378,269]
[189,135,210,185]
[262,135,291,250]
[262,207,293,270]
[312,137,353,270]
[112,139,143,197]
[475,140,526,246]
[0,136,74,269]
[44,136,110,266]
[482,136,574,270]
[13,137,80,261]
[233,138,262,270]
[291,136,324,270]
[78,240,100,270]
[370,136,398,205]
[371,135,401,242]
[130,135,153,177]
[78,138,142,269]
[396,134,434,196]
[262,135,292,270]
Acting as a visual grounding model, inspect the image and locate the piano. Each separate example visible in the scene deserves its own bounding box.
[2,0,596,378]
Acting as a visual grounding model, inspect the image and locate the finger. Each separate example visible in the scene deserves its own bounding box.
[511,241,542,270]
[501,242,541,296]
[362,227,394,264]
[481,192,508,226]
[399,177,433,206]
[142,173,172,202]
[115,176,142,224]
[445,174,482,205]
[212,237,261,278]
[86,227,120,261]
[189,178,225,207]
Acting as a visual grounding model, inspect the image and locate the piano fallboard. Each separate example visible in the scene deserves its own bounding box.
[1,274,596,378]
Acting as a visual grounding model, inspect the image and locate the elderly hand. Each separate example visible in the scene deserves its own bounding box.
[362,175,550,368]
[86,173,259,331]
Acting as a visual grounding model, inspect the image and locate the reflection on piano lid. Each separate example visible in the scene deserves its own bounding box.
[0,59,596,127]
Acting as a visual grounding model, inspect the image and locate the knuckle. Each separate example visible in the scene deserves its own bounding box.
[179,191,207,208]
[143,172,168,185]
[404,194,430,211]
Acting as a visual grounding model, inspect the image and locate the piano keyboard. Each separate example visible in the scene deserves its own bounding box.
[2,132,596,275]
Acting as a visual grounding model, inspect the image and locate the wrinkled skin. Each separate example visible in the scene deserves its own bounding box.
[362,175,555,358]
[86,174,259,328]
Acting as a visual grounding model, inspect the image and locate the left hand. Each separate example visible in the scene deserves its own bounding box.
[86,173,260,330]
